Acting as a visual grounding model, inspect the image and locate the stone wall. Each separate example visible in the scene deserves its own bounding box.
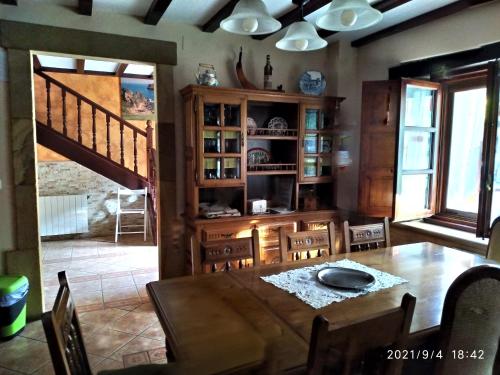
[37,160,144,239]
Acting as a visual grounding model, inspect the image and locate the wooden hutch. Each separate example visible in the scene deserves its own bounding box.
[181,85,345,274]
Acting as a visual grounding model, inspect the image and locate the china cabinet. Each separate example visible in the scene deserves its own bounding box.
[182,85,345,274]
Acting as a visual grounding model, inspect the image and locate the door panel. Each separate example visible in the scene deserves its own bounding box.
[358,81,400,217]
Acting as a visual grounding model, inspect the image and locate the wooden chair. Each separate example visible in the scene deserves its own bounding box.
[279,222,335,263]
[486,216,500,263]
[435,265,500,375]
[42,271,92,375]
[307,293,416,375]
[43,272,177,374]
[343,217,391,253]
[200,228,260,272]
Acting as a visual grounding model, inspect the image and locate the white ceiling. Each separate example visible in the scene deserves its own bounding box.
[19,0,464,42]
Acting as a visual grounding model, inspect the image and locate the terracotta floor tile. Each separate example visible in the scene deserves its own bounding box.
[79,307,129,327]
[109,310,158,335]
[133,272,159,286]
[103,287,139,303]
[93,358,124,371]
[72,247,98,257]
[115,304,141,312]
[84,327,135,357]
[104,298,142,309]
[148,347,167,363]
[102,275,135,290]
[122,351,150,367]
[73,290,103,306]
[100,271,133,280]
[0,367,24,375]
[109,336,164,362]
[76,303,105,313]
[0,337,51,373]
[68,279,102,292]
[140,322,165,341]
[19,320,46,342]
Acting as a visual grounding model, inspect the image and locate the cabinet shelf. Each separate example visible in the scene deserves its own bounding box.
[247,128,298,138]
[247,170,297,176]
[248,135,298,141]
[247,163,296,174]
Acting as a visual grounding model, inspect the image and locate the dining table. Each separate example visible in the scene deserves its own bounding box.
[146,242,497,374]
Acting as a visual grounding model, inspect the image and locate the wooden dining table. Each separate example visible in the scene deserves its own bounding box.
[146,242,496,374]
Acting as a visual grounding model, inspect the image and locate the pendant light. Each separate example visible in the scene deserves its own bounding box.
[276,1,327,52]
[316,0,382,31]
[220,0,281,35]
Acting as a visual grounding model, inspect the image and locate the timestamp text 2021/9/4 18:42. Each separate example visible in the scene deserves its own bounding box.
[386,349,485,360]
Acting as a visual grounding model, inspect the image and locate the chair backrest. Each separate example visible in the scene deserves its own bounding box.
[42,271,92,375]
[116,187,147,212]
[343,217,391,253]
[200,228,260,272]
[307,293,416,375]
[486,216,500,263]
[435,265,500,375]
[279,222,335,263]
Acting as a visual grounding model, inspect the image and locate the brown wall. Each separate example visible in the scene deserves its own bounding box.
[34,72,154,177]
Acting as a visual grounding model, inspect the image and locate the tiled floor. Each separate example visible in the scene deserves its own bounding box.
[0,236,166,374]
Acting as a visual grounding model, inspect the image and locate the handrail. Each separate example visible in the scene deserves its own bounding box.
[35,71,147,137]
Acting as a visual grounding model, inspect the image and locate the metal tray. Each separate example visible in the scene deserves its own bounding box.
[317,267,375,290]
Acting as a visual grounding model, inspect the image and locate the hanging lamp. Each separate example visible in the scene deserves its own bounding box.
[220,0,281,35]
[316,0,382,31]
[276,1,327,52]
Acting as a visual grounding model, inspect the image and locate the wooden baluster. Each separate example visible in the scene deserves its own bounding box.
[91,107,97,151]
[106,114,111,158]
[77,98,82,143]
[133,130,138,173]
[62,89,67,136]
[46,80,52,128]
[120,122,125,166]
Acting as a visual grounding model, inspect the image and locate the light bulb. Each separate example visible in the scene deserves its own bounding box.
[294,39,309,51]
[242,17,259,33]
[340,9,358,27]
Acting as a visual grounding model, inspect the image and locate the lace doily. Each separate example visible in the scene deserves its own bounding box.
[261,259,408,309]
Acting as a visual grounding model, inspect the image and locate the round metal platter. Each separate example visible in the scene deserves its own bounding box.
[317,267,375,290]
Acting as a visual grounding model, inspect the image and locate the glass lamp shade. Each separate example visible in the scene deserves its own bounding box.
[220,0,281,35]
[276,21,328,52]
[316,0,383,31]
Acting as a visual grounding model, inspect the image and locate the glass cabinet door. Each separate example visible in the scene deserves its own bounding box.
[300,104,335,182]
[198,97,245,185]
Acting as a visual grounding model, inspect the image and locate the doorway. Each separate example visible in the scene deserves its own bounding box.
[32,52,160,312]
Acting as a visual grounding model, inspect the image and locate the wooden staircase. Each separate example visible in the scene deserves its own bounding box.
[35,71,158,242]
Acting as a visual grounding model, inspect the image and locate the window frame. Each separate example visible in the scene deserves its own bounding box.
[426,73,488,233]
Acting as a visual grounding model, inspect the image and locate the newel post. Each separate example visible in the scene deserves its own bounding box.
[146,120,153,181]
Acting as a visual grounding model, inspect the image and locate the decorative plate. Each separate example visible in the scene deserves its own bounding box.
[247,147,270,166]
[299,71,326,96]
[267,117,288,135]
[247,117,257,135]
[317,267,375,290]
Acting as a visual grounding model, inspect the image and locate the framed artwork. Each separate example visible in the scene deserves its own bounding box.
[120,78,155,120]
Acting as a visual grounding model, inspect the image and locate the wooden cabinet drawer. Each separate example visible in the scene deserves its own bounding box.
[258,222,296,240]
[202,227,242,242]
[201,238,253,263]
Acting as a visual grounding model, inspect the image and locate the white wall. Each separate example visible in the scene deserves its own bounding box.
[0,1,341,218]
[336,0,500,211]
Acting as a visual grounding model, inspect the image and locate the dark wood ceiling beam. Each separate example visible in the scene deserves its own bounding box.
[253,0,332,40]
[202,0,239,33]
[78,0,92,15]
[76,59,85,74]
[33,55,41,71]
[0,0,18,5]
[144,0,174,25]
[115,63,128,77]
[352,0,495,48]
[318,0,413,39]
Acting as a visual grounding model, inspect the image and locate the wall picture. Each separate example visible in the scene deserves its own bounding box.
[120,78,155,120]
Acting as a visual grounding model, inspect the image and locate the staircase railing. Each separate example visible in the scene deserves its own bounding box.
[36,70,150,178]
[35,71,157,241]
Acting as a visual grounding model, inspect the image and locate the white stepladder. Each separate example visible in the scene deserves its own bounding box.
[115,187,148,242]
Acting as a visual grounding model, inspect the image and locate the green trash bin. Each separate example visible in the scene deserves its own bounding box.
[0,275,29,340]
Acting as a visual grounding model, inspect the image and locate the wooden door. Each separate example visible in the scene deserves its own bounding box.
[196,94,247,186]
[358,81,400,218]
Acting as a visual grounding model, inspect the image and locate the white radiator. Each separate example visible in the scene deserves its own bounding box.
[39,195,89,236]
